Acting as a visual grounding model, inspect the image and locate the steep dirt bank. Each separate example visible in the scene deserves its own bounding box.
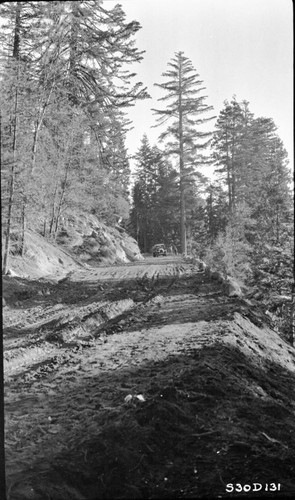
[6,215,143,281]
[3,257,295,499]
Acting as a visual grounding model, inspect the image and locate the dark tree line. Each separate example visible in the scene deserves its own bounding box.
[129,135,180,253]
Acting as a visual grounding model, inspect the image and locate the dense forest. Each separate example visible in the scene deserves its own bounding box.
[1,1,293,341]
[0,0,149,272]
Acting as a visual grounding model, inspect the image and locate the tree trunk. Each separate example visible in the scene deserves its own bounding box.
[51,127,74,237]
[291,283,295,347]
[225,127,232,214]
[208,187,214,242]
[54,165,70,237]
[2,4,22,273]
[49,215,56,236]
[143,215,148,253]
[136,214,140,244]
[20,197,27,256]
[48,183,58,235]
[276,204,280,244]
[178,55,186,254]
[231,117,237,212]
[180,179,186,254]
[2,62,20,274]
[68,1,79,105]
[2,155,16,274]
[42,219,47,237]
[31,85,54,175]
[12,3,21,59]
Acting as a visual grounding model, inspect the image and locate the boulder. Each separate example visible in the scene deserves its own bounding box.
[183,256,207,272]
[224,276,243,298]
[6,268,18,277]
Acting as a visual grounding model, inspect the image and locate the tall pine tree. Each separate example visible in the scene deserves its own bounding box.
[153,51,215,253]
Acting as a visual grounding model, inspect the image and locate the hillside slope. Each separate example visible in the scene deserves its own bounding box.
[55,214,143,266]
[3,256,295,499]
[6,214,143,280]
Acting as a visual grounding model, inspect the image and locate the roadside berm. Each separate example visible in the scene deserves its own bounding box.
[3,255,295,499]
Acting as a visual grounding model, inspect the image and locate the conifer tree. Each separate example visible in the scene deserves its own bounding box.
[209,99,293,339]
[153,51,215,253]
[212,99,292,237]
[130,136,159,252]
[211,97,246,213]
[248,118,292,252]
[1,2,26,272]
[130,135,179,252]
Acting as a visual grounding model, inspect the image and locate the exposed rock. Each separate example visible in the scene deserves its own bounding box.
[57,214,143,265]
[183,256,207,272]
[6,214,143,279]
[224,276,243,297]
[6,268,18,277]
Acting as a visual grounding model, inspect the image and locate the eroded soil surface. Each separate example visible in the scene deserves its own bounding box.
[3,256,295,499]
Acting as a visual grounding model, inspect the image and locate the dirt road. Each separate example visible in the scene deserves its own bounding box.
[3,256,295,499]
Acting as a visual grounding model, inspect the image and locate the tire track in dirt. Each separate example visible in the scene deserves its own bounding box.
[4,256,295,500]
[3,257,187,381]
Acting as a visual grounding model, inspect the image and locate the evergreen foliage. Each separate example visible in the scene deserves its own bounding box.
[152,51,215,253]
[203,98,293,341]
[129,135,179,252]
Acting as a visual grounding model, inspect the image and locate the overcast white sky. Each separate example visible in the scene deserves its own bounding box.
[104,0,293,175]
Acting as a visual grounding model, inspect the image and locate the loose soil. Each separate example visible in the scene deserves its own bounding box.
[3,256,295,499]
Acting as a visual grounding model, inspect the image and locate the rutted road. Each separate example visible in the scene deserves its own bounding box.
[72,255,186,280]
[3,256,189,379]
[4,255,295,500]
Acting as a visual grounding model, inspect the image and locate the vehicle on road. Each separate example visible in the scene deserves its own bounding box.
[152,244,167,257]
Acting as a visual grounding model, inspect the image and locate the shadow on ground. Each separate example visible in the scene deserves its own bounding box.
[6,343,295,500]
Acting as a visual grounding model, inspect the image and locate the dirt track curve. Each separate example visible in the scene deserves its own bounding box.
[3,256,295,499]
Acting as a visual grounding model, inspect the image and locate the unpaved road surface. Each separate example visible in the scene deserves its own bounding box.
[3,256,295,499]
